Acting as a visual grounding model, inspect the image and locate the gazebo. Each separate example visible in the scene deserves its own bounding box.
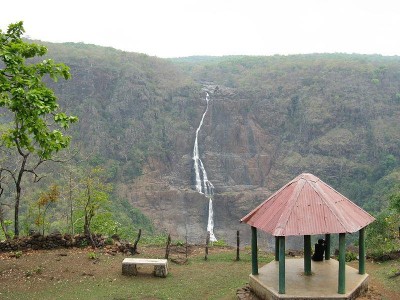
[241,173,375,299]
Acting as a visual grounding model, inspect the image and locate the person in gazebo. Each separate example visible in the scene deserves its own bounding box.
[312,239,326,261]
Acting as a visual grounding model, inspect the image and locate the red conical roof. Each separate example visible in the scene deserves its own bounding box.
[241,173,375,236]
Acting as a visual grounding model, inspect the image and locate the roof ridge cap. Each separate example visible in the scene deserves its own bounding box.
[309,180,352,232]
[322,182,376,227]
[273,179,307,236]
[241,177,298,223]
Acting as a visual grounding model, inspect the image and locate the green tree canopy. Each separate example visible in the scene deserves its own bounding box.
[0,21,78,158]
[0,21,78,236]
[389,191,400,214]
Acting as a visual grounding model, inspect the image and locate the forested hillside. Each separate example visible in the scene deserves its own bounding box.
[172,54,400,212]
[4,41,400,245]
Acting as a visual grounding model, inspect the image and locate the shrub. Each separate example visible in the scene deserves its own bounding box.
[345,251,357,262]
[105,237,114,245]
[14,251,23,259]
[212,239,228,247]
[87,252,98,259]
[175,240,185,246]
[366,211,399,258]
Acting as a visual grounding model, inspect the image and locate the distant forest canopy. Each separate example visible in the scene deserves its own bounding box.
[38,41,400,212]
[172,52,400,211]
[2,39,399,240]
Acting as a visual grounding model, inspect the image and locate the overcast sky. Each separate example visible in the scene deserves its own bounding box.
[2,0,400,58]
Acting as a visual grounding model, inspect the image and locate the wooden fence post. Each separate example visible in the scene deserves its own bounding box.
[185,234,188,258]
[236,230,240,261]
[205,231,210,261]
[165,233,171,259]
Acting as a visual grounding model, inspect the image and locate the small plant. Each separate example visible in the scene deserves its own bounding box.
[14,251,23,259]
[88,252,98,260]
[141,234,169,246]
[212,239,228,247]
[24,266,43,277]
[80,240,88,248]
[105,237,114,245]
[345,251,357,262]
[388,267,399,277]
[175,240,185,247]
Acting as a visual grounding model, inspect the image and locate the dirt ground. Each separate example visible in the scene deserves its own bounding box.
[0,246,399,300]
[0,245,199,291]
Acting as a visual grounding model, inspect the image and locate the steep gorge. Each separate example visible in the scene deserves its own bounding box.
[42,44,400,245]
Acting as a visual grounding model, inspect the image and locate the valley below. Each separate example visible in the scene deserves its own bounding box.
[6,42,400,248]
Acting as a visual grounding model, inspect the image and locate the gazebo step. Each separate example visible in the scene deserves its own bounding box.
[249,258,369,300]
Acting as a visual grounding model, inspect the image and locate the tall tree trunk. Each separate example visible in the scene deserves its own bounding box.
[83,181,91,236]
[83,180,96,248]
[130,229,142,255]
[84,214,91,236]
[69,171,74,235]
[14,187,21,237]
[14,153,28,238]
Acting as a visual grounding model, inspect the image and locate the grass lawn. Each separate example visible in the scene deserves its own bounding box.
[349,256,400,300]
[0,246,273,300]
[2,245,399,300]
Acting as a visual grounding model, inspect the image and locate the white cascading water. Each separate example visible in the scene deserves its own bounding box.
[193,92,217,242]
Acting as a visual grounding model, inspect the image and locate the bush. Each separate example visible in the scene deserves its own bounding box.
[175,240,185,246]
[345,251,357,262]
[80,240,88,248]
[87,252,98,259]
[105,237,114,245]
[212,239,228,247]
[366,211,399,258]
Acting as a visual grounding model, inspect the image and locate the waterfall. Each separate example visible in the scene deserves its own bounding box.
[207,198,216,241]
[192,92,217,242]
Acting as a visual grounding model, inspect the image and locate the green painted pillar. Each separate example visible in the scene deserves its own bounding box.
[279,236,286,294]
[359,228,366,275]
[304,235,312,275]
[251,226,258,275]
[325,234,331,260]
[338,233,346,294]
[275,236,279,261]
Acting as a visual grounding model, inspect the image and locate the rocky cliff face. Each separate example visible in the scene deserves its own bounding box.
[116,85,277,245]
[46,45,400,246]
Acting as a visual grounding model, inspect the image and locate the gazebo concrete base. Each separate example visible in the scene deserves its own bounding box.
[249,258,369,300]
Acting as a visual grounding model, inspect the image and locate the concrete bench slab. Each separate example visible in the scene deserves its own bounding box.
[122,258,168,278]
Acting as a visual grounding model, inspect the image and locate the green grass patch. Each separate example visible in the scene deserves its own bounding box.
[372,260,400,293]
[0,248,273,300]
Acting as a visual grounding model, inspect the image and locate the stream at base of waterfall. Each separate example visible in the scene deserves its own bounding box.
[192,92,217,242]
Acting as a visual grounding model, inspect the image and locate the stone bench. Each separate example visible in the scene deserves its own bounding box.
[122,258,168,278]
